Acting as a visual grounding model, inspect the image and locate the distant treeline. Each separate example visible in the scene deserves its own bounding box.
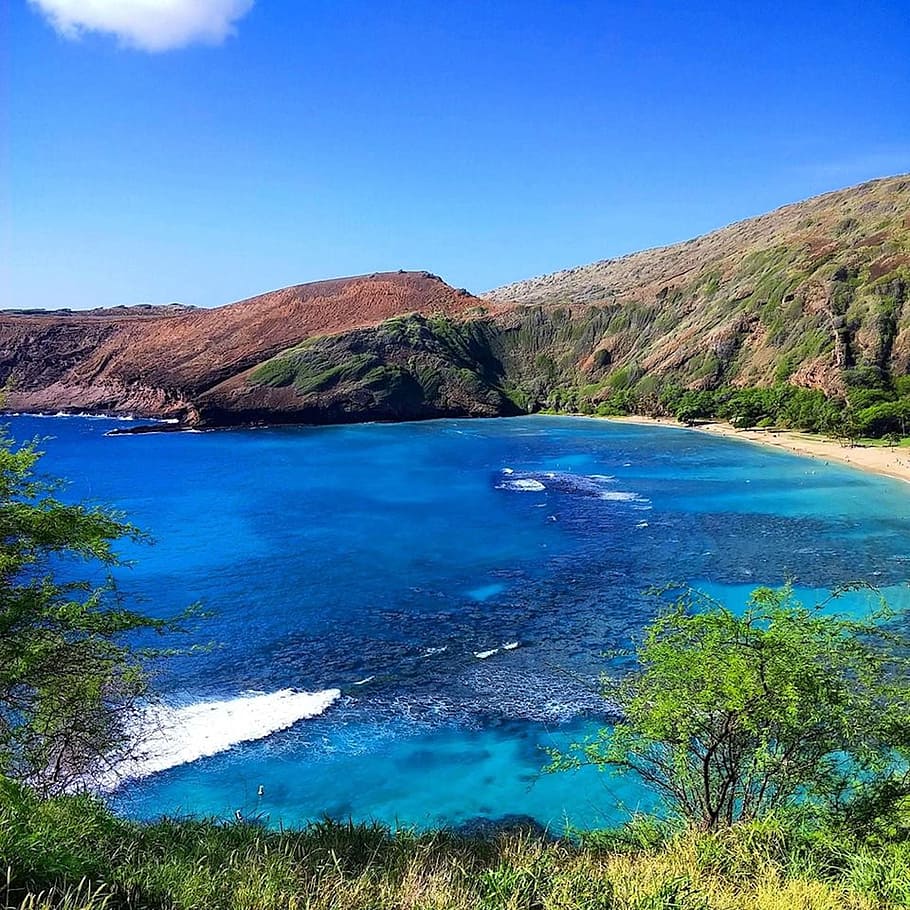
[545,372,910,440]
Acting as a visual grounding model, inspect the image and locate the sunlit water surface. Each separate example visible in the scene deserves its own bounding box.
[13,414,910,830]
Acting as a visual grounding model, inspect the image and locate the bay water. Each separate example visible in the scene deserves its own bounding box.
[12,414,910,830]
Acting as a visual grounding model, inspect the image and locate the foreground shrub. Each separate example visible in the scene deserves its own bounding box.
[553,585,910,832]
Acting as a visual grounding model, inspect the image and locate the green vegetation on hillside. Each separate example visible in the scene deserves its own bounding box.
[486,177,909,401]
[248,314,521,420]
[241,272,910,435]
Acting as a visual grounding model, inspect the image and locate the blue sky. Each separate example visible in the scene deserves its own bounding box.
[6,0,910,309]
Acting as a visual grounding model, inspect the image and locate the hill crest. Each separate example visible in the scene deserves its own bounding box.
[2,176,908,427]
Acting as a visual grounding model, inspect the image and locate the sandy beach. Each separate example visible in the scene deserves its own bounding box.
[607,415,910,485]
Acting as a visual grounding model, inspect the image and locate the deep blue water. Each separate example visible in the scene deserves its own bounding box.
[11,414,910,830]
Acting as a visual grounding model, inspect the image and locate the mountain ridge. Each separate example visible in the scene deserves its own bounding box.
[0,271,496,423]
[482,173,909,400]
[3,175,908,428]
[486,174,910,304]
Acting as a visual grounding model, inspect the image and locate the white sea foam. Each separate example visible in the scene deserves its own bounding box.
[423,645,448,656]
[353,676,374,686]
[8,411,142,421]
[636,521,649,528]
[102,688,340,789]
[498,470,635,499]
[497,478,546,492]
[598,490,646,502]
[474,648,499,659]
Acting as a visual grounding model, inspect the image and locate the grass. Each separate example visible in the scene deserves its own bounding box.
[3,781,910,909]
[854,436,910,448]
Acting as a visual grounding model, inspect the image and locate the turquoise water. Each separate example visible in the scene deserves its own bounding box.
[12,414,910,831]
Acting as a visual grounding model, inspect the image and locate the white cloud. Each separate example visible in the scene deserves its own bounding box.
[29,0,255,52]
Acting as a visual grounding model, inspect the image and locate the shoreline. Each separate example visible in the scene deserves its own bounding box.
[605,415,910,485]
[9,407,910,485]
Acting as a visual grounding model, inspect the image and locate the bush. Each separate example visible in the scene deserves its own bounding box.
[0,432,188,794]
[553,585,910,832]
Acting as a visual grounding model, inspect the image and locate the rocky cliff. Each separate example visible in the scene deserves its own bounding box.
[3,176,908,427]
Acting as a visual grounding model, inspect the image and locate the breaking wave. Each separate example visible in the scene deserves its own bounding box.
[598,490,647,502]
[496,469,648,504]
[8,411,135,420]
[497,478,547,492]
[474,648,500,659]
[7,411,178,423]
[103,688,340,789]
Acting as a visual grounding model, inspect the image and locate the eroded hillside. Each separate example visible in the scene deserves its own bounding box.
[0,272,493,424]
[485,175,910,402]
[2,176,908,427]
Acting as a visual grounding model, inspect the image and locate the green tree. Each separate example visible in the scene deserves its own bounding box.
[857,400,910,438]
[0,430,183,795]
[831,408,863,446]
[555,586,910,830]
[672,390,717,424]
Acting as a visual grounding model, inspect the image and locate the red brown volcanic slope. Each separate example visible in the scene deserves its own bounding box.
[0,271,483,421]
